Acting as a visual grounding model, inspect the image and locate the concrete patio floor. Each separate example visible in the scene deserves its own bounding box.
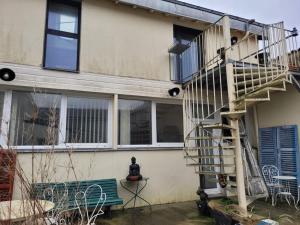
[249,199,300,225]
[95,199,300,225]
[96,201,215,225]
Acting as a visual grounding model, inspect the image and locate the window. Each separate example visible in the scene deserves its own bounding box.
[44,0,81,71]
[0,92,4,129]
[119,99,152,145]
[172,25,202,83]
[9,92,61,146]
[66,97,109,144]
[156,104,183,143]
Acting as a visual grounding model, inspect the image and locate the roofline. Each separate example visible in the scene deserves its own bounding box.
[111,0,267,34]
[163,0,266,27]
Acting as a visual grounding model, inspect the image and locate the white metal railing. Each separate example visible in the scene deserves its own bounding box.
[231,22,297,98]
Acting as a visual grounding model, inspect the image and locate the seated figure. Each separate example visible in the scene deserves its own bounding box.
[126,157,143,181]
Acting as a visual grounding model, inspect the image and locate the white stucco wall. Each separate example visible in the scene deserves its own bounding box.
[13,149,199,208]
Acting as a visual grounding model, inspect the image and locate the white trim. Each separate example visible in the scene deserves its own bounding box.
[0,91,12,148]
[58,95,67,145]
[151,102,157,145]
[108,98,113,148]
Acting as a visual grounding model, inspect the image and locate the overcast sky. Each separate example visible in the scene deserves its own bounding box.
[183,0,300,31]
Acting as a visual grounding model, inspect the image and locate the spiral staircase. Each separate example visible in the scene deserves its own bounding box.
[175,16,299,211]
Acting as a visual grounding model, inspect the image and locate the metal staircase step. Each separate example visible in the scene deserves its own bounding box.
[184,155,235,159]
[186,136,237,141]
[234,74,286,86]
[186,163,235,167]
[195,171,236,176]
[235,78,286,95]
[234,66,281,73]
[185,146,236,150]
[198,123,236,130]
[220,110,246,119]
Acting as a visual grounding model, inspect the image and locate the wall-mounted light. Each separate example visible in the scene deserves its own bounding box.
[0,68,16,82]
[292,27,298,37]
[231,36,238,45]
[168,87,180,97]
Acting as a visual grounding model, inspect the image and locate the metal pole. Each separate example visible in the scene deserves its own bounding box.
[222,16,248,215]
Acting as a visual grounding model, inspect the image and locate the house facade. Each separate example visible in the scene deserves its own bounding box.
[0,0,299,211]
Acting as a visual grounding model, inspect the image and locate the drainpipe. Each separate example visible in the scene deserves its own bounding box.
[223,16,248,215]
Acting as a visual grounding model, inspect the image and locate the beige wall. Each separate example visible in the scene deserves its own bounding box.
[0,0,257,82]
[0,0,46,66]
[257,85,300,141]
[13,150,199,207]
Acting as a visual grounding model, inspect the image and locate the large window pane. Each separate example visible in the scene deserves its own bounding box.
[48,2,78,34]
[157,104,183,143]
[0,92,4,129]
[66,97,109,143]
[119,100,151,145]
[45,34,78,71]
[9,92,61,146]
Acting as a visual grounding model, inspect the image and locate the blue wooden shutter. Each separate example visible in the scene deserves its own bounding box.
[278,125,300,197]
[259,127,278,168]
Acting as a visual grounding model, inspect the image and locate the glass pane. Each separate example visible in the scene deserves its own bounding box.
[66,97,109,143]
[157,104,183,143]
[9,92,61,146]
[48,2,78,33]
[45,34,77,71]
[118,99,151,145]
[0,92,4,130]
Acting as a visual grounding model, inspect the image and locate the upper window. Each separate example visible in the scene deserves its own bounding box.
[118,99,152,145]
[0,92,4,129]
[172,25,201,83]
[156,103,183,143]
[43,0,81,71]
[66,97,109,144]
[9,92,61,146]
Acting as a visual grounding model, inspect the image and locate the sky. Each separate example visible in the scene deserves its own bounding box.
[182,0,300,31]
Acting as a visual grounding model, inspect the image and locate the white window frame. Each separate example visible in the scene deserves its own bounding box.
[2,90,113,151]
[118,98,184,149]
[62,95,112,149]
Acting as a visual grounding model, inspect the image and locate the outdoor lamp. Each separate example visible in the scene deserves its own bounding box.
[292,27,298,37]
[231,36,238,45]
[168,87,180,97]
[0,68,16,82]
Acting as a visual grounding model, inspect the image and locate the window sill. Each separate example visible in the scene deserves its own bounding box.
[42,66,79,74]
[12,145,183,153]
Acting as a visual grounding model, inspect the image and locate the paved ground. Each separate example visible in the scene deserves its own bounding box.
[249,199,300,225]
[95,199,300,225]
[96,201,214,225]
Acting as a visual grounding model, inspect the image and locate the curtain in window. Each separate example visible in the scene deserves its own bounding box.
[9,92,61,146]
[119,100,151,145]
[66,97,108,143]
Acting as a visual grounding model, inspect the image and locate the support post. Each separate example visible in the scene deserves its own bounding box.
[222,16,248,215]
[112,94,118,150]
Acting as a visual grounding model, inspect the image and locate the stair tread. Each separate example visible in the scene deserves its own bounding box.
[235,77,286,94]
[199,123,236,130]
[186,136,236,140]
[184,155,235,159]
[195,171,236,176]
[220,110,246,119]
[186,163,235,167]
[185,146,236,150]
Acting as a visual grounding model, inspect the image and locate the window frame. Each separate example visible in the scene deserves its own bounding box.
[118,99,184,149]
[43,0,81,72]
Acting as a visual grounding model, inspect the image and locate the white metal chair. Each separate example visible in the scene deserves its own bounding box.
[261,165,282,206]
[75,184,107,225]
[43,183,77,225]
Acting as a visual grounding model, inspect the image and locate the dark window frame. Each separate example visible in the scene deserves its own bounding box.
[43,0,81,72]
[173,25,202,83]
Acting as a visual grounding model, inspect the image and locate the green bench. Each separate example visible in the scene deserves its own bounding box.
[31,178,123,216]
